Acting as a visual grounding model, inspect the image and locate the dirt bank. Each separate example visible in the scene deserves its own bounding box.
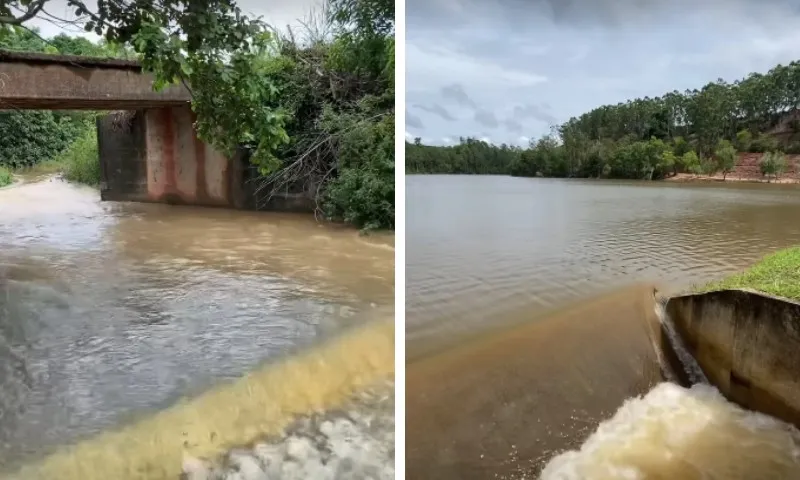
[666,152,800,184]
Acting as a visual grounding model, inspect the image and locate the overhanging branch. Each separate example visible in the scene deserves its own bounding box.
[0,0,48,25]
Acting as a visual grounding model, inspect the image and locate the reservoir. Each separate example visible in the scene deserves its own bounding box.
[406,174,800,479]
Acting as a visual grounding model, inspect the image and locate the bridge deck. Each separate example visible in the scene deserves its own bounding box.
[0,50,191,110]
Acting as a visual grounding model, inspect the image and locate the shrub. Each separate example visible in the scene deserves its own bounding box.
[760,151,787,179]
[0,166,12,187]
[0,111,92,170]
[735,129,753,152]
[750,133,780,153]
[323,112,394,231]
[682,150,702,174]
[785,141,800,154]
[58,128,101,186]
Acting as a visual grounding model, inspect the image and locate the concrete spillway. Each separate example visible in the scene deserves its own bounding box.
[662,288,800,428]
[406,285,800,479]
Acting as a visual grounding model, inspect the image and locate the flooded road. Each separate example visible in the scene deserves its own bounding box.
[406,175,800,479]
[0,178,394,473]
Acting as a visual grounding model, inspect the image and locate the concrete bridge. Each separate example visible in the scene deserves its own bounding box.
[0,50,251,208]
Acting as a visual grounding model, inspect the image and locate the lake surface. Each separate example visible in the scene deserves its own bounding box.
[407,174,800,358]
[406,174,800,479]
[0,178,394,472]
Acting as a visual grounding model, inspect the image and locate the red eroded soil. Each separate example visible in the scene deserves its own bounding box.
[668,152,800,184]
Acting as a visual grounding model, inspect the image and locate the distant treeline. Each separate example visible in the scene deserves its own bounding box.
[408,60,800,180]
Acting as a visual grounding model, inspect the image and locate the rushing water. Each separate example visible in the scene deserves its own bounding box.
[406,174,800,479]
[0,177,394,475]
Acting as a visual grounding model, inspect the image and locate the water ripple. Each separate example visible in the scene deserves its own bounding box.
[407,176,800,356]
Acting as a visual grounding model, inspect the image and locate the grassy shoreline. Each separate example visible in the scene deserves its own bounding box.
[696,247,800,301]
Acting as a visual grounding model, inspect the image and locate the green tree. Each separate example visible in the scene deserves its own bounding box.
[715,139,737,179]
[660,150,677,177]
[406,57,800,186]
[682,151,702,175]
[735,129,753,152]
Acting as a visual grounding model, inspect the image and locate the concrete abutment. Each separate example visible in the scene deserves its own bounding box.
[97,107,315,212]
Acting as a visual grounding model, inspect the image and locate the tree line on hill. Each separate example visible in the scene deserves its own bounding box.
[408,60,800,181]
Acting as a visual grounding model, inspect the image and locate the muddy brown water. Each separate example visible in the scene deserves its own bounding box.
[0,178,393,469]
[406,175,800,479]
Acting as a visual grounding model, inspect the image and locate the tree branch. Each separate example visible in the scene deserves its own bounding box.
[0,0,49,25]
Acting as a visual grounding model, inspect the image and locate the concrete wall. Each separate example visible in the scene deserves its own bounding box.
[98,106,315,212]
[98,112,149,202]
[99,106,244,208]
[142,106,235,206]
[663,289,800,426]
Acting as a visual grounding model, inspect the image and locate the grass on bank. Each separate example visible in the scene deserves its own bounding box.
[0,165,12,187]
[57,128,101,186]
[10,129,100,186]
[697,247,800,301]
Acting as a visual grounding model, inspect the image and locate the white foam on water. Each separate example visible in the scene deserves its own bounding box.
[183,382,394,480]
[540,382,800,480]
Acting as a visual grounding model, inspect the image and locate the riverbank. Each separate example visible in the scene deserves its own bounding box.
[409,171,800,185]
[666,172,800,184]
[6,128,101,189]
[4,319,394,480]
[0,166,13,188]
[696,247,800,300]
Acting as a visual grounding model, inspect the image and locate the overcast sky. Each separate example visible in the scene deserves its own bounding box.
[406,0,800,146]
[25,0,321,41]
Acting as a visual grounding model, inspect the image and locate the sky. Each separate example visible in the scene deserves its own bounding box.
[24,0,323,40]
[406,0,800,146]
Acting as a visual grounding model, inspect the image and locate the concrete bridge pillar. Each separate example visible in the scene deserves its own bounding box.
[99,106,247,208]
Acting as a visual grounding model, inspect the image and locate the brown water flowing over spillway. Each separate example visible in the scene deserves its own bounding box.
[407,175,800,480]
[406,285,667,479]
[0,178,394,475]
[407,286,800,480]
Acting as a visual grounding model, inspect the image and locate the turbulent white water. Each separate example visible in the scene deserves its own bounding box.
[540,382,800,480]
[183,382,395,480]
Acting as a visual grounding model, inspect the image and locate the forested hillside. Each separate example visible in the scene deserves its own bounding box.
[408,60,800,181]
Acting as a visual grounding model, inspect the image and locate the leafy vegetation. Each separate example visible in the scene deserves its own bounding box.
[59,128,100,185]
[715,139,737,179]
[759,151,787,180]
[698,247,800,301]
[0,165,11,187]
[409,59,800,181]
[0,0,394,229]
[109,0,394,229]
[0,28,108,174]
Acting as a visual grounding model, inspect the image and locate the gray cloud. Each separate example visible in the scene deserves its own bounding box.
[407,0,800,145]
[513,104,557,125]
[503,118,524,133]
[407,111,425,129]
[474,109,499,128]
[413,103,456,121]
[408,0,798,30]
[535,0,800,27]
[441,83,477,109]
